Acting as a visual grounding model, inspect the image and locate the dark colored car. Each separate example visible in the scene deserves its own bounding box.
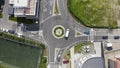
[83,30,90,35]
[56,50,63,62]
[102,36,108,39]
[63,60,69,64]
[8,30,15,34]
[114,36,119,39]
[107,47,113,51]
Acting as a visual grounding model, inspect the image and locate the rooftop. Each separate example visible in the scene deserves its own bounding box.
[13,0,28,7]
[25,0,37,15]
[9,0,37,16]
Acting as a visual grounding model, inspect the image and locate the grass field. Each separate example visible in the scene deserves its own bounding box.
[68,0,120,28]
[0,38,42,68]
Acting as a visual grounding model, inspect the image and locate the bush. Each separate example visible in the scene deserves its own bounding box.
[0,12,2,18]
[39,54,47,68]
[9,15,34,25]
[9,15,17,21]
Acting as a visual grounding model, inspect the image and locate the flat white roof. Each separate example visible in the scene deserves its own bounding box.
[13,0,28,7]
[107,43,112,47]
[9,0,14,4]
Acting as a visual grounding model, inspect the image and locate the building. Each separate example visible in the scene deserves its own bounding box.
[9,0,39,19]
[109,57,120,68]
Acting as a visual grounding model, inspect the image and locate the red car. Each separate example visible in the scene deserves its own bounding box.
[63,60,69,64]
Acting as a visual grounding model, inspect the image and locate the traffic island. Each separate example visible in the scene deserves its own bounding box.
[52,25,65,39]
[75,30,82,37]
[53,0,60,15]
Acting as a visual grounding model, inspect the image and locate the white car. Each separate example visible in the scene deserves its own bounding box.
[83,46,90,50]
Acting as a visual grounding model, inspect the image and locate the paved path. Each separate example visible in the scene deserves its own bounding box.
[70,47,74,68]
[0,0,18,31]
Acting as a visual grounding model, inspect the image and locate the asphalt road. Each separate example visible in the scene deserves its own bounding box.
[40,0,90,67]
[1,0,120,68]
[39,0,54,23]
[39,0,119,68]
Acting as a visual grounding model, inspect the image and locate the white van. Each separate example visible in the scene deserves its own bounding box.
[106,43,113,51]
[65,29,70,39]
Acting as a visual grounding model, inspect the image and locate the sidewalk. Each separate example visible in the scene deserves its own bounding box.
[70,47,74,68]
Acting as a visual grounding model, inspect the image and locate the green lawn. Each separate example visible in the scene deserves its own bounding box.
[68,0,119,28]
[54,27,64,37]
[0,12,2,18]
[0,64,5,68]
[64,50,70,60]
[39,56,47,68]
[0,38,43,68]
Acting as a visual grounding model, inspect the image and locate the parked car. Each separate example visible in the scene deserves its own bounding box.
[83,46,90,50]
[102,36,108,39]
[84,49,90,53]
[83,46,90,53]
[63,60,69,64]
[114,36,119,39]
[8,30,15,34]
[1,28,8,32]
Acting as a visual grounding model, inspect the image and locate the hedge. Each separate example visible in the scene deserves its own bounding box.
[0,32,45,49]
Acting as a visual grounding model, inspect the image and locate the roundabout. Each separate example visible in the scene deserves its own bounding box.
[52,25,65,39]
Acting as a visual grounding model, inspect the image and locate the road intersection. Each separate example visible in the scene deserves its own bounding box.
[1,0,120,68]
[39,0,120,68]
[39,0,91,67]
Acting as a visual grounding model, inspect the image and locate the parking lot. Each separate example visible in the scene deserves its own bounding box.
[104,41,120,68]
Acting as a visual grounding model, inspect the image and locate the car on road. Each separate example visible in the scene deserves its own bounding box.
[83,30,90,35]
[114,36,119,39]
[56,50,63,62]
[102,36,108,39]
[65,29,70,39]
[57,54,61,62]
